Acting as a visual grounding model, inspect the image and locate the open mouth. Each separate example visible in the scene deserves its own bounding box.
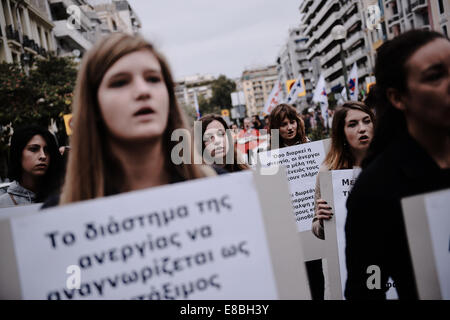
[133,107,154,117]
[359,135,369,142]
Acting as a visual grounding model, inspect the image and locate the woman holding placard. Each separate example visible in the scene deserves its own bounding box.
[0,126,63,207]
[51,33,215,206]
[312,102,375,240]
[268,104,308,148]
[198,114,249,173]
[345,30,450,299]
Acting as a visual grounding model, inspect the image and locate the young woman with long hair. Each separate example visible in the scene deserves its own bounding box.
[269,104,308,148]
[345,30,450,299]
[198,114,249,173]
[53,33,214,206]
[0,125,63,207]
[312,102,375,239]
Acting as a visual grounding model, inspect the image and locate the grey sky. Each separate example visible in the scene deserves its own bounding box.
[128,0,302,80]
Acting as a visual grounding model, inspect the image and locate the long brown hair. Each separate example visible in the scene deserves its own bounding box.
[198,114,249,172]
[269,104,307,146]
[60,33,208,204]
[324,101,375,170]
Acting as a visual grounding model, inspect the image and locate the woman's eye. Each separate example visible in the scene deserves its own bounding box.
[425,72,444,81]
[147,76,161,83]
[110,79,128,87]
[363,119,371,124]
[348,123,356,128]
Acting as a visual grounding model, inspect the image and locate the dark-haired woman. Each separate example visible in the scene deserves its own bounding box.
[312,102,375,239]
[0,126,63,207]
[269,104,308,148]
[199,114,249,173]
[345,30,450,299]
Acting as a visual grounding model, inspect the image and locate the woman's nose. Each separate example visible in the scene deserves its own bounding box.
[134,77,151,100]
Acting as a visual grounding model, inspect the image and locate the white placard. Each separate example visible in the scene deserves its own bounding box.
[1,171,310,300]
[322,169,397,300]
[257,139,329,232]
[0,204,41,220]
[424,190,450,299]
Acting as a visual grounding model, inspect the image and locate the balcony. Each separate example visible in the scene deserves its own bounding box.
[323,60,342,79]
[316,32,335,54]
[299,0,314,15]
[315,12,340,41]
[6,25,20,43]
[343,31,364,51]
[53,20,92,51]
[311,0,339,31]
[320,45,340,67]
[329,75,344,89]
[358,66,371,78]
[302,0,323,25]
[411,0,428,12]
[345,47,367,66]
[344,12,360,31]
[49,0,94,32]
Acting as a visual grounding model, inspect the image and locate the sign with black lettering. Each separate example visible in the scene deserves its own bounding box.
[402,188,450,300]
[0,171,310,300]
[257,139,330,232]
[320,169,398,300]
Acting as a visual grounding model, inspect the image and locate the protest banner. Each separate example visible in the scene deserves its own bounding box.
[0,204,41,220]
[320,169,398,300]
[0,170,310,300]
[257,139,330,233]
[402,188,450,300]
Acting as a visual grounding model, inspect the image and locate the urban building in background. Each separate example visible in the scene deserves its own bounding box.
[241,65,278,116]
[276,0,448,111]
[0,0,141,64]
[175,74,215,110]
[0,0,56,64]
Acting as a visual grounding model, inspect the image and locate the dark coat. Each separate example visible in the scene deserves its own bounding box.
[344,132,450,300]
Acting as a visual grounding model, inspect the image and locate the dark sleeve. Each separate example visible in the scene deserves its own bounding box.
[40,193,60,209]
[344,173,419,300]
[212,166,229,175]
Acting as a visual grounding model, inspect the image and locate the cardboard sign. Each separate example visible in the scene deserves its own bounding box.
[402,188,450,300]
[0,204,41,220]
[0,170,310,300]
[320,169,398,300]
[257,139,330,232]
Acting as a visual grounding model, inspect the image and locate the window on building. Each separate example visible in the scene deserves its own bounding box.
[438,0,444,14]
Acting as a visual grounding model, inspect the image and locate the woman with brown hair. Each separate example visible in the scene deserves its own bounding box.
[312,101,375,239]
[46,33,214,206]
[198,114,249,173]
[269,103,308,148]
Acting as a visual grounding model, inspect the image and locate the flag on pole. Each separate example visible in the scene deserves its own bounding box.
[193,91,201,120]
[285,75,306,104]
[263,80,282,115]
[348,63,358,100]
[341,86,348,101]
[312,74,329,122]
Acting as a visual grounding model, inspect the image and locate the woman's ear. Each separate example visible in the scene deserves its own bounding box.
[386,88,406,112]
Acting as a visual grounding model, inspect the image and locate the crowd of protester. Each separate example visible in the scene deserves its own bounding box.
[0,29,449,300]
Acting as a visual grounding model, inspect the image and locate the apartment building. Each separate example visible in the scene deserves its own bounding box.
[429,0,449,36]
[48,0,104,57]
[90,0,141,35]
[175,74,215,110]
[241,65,278,116]
[276,25,313,109]
[383,0,432,38]
[299,0,376,95]
[1,0,56,64]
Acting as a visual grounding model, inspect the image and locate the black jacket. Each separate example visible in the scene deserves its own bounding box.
[344,132,450,300]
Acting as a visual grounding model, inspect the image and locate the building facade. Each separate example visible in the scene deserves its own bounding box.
[241,65,278,116]
[90,0,141,35]
[175,74,215,111]
[1,0,56,64]
[299,0,377,96]
[276,26,313,110]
